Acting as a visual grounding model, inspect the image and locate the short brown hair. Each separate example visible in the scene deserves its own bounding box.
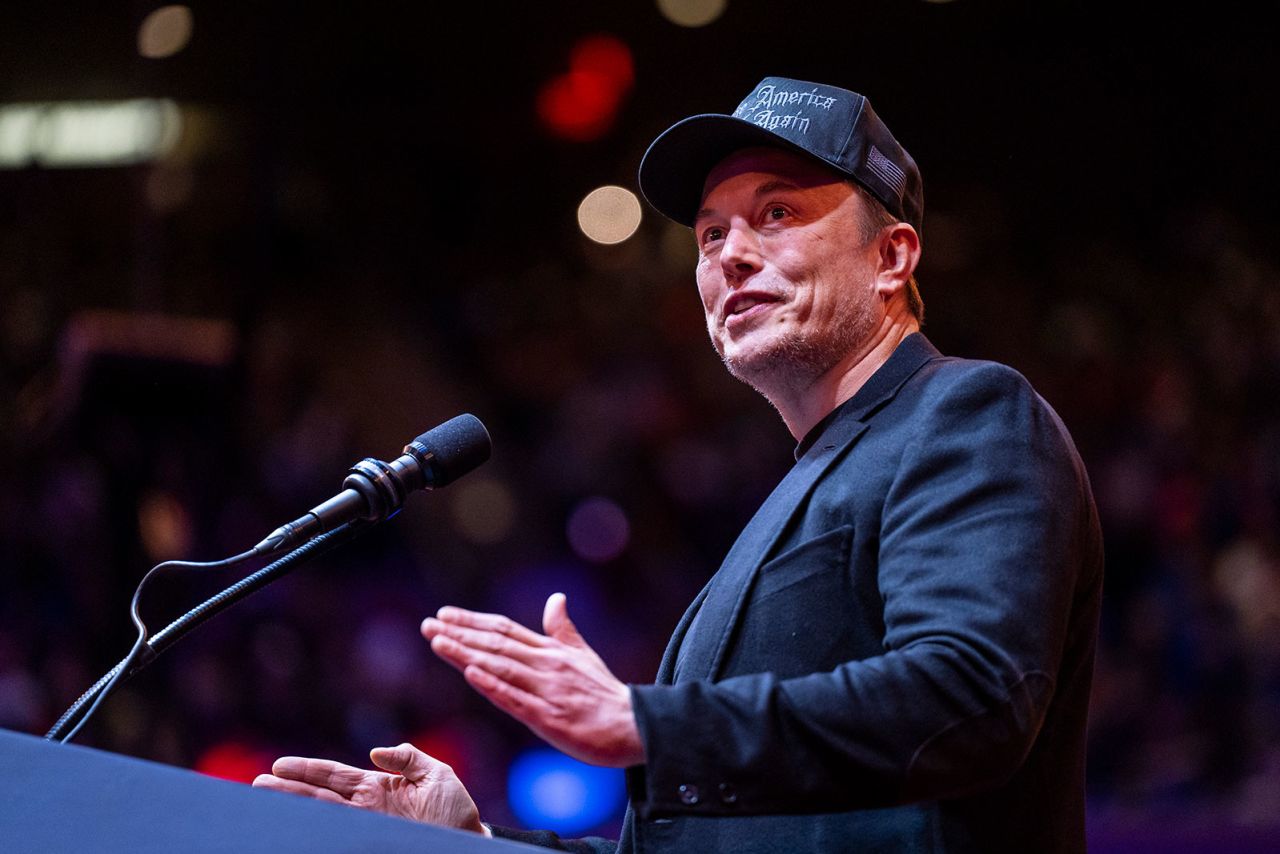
[852,183,924,324]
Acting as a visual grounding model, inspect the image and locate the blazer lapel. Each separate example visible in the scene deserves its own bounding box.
[653,583,710,685]
[670,333,942,684]
[673,420,867,683]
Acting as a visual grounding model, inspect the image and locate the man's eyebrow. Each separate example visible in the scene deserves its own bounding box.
[694,179,805,223]
[753,179,803,197]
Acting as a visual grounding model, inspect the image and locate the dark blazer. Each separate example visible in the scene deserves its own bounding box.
[497,333,1104,853]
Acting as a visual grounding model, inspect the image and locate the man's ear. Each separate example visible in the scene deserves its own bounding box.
[876,223,921,301]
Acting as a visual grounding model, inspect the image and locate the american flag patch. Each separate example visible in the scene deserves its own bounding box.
[866,145,906,200]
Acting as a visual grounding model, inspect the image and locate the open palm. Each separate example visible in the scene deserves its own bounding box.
[253,743,484,833]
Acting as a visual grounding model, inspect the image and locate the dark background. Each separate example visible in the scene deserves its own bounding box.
[3,0,1279,839]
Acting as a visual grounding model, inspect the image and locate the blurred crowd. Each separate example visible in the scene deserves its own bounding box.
[3,185,1279,836]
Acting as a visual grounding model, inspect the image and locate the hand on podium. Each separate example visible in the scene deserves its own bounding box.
[252,743,487,835]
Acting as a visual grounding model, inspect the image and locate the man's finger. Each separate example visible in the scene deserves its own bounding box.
[370,743,435,784]
[269,756,367,798]
[542,593,587,649]
[463,663,556,727]
[253,773,352,806]
[431,607,551,647]
[423,620,552,663]
[430,634,547,693]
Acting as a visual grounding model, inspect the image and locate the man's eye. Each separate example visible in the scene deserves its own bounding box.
[702,226,725,244]
[767,206,787,221]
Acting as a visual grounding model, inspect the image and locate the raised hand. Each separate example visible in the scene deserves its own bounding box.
[422,593,644,768]
[252,742,485,834]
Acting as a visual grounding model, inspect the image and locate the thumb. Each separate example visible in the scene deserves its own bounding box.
[543,592,585,648]
[370,743,434,783]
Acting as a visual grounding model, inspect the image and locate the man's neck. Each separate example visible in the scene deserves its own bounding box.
[772,317,921,441]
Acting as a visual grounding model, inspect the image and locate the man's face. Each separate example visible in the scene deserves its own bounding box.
[693,147,882,393]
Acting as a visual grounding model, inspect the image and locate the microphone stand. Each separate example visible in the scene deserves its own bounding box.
[45,520,369,743]
[44,413,491,745]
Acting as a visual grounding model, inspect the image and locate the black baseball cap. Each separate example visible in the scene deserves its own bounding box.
[638,76,923,234]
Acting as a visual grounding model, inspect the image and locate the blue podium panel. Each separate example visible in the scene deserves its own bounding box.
[0,729,545,854]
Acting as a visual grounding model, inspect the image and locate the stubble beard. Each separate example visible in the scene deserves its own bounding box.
[717,295,878,402]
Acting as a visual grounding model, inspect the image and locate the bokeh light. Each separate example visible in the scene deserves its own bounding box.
[566,496,630,563]
[194,739,273,784]
[408,724,474,783]
[138,5,194,59]
[570,35,634,91]
[450,476,517,544]
[537,34,633,142]
[656,0,728,28]
[0,100,183,169]
[538,72,616,142]
[507,748,626,835]
[577,186,642,245]
[137,490,193,561]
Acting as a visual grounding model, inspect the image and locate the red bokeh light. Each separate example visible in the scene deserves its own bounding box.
[195,739,275,784]
[537,34,634,142]
[408,724,472,781]
[538,70,619,142]
[570,35,634,91]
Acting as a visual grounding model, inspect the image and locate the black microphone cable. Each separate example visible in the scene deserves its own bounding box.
[47,522,369,744]
[49,547,259,744]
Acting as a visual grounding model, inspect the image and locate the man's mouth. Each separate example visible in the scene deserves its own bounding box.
[724,292,781,327]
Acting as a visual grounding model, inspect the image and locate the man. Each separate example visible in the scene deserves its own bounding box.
[254,77,1103,853]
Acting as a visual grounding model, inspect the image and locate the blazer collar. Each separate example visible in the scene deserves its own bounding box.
[794,331,941,459]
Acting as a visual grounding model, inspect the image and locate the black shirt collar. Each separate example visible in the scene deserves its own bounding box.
[794,332,941,460]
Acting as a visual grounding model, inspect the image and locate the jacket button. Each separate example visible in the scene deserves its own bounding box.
[718,783,738,804]
[678,784,700,805]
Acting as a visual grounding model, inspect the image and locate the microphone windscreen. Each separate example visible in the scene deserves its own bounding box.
[411,414,491,487]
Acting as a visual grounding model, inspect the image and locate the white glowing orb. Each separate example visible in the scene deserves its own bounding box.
[577,185,642,245]
[0,100,182,169]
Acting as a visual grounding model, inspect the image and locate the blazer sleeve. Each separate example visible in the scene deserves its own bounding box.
[628,363,1100,817]
[486,825,616,853]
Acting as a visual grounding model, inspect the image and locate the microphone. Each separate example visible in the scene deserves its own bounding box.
[254,413,491,554]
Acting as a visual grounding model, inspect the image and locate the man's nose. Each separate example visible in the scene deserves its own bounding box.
[720,223,762,280]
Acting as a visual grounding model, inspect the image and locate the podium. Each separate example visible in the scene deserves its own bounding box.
[0,729,545,853]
